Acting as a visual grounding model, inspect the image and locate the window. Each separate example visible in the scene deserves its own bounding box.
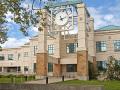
[8,54,13,60]
[66,64,77,72]
[17,67,21,72]
[48,63,53,72]
[96,41,107,52]
[114,40,120,52]
[18,53,20,60]
[24,52,28,57]
[97,61,107,71]
[67,43,78,53]
[24,66,28,72]
[0,54,5,60]
[33,63,36,73]
[48,44,54,55]
[33,46,38,55]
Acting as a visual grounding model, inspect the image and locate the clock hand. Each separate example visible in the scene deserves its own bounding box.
[60,16,67,21]
[60,16,63,21]
[61,16,67,21]
[62,16,66,19]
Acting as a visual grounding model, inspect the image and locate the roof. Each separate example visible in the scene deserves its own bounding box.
[45,0,83,8]
[96,25,120,31]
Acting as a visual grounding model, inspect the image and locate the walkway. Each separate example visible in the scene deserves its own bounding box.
[25,77,75,84]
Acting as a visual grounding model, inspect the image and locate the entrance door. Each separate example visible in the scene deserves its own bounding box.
[47,63,53,76]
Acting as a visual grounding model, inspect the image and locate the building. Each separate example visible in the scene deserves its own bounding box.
[0,1,120,80]
[1,25,120,79]
[0,36,39,74]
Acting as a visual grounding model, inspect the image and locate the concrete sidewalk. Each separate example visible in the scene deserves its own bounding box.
[25,77,75,84]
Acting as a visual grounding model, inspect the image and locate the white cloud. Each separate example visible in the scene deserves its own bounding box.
[104,15,114,21]
[5,12,14,18]
[32,27,38,32]
[88,7,108,29]
[5,12,14,22]
[21,2,33,11]
[88,3,120,29]
[21,3,29,9]
[1,37,30,48]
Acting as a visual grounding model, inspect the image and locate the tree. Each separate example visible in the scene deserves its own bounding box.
[106,56,120,80]
[0,0,57,44]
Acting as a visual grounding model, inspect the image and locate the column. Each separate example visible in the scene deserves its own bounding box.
[88,17,95,57]
[53,59,61,76]
[88,17,97,74]
[21,66,24,74]
[2,67,4,72]
[77,3,89,80]
[54,32,61,58]
[36,10,48,78]
[53,32,61,76]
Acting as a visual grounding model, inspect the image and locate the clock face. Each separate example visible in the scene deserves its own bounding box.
[49,6,75,32]
[55,11,68,26]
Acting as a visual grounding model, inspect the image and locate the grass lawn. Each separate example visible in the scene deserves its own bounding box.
[0,77,35,83]
[57,80,120,90]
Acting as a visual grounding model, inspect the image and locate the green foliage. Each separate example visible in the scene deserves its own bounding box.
[0,0,48,44]
[0,74,36,83]
[106,56,120,80]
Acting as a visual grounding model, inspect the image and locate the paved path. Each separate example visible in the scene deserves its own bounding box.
[25,77,75,84]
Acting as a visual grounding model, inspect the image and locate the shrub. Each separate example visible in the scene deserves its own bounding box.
[106,56,120,80]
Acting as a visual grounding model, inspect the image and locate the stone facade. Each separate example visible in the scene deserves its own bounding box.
[36,53,47,76]
[53,64,61,76]
[77,51,89,80]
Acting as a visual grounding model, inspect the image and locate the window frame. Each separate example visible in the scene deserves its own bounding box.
[66,43,78,54]
[48,44,54,55]
[97,61,107,71]
[8,54,14,60]
[113,40,120,52]
[24,66,29,72]
[48,63,53,72]
[96,41,107,53]
[66,64,77,72]
[24,52,29,57]
[0,54,5,61]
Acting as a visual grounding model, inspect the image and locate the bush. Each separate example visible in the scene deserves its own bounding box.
[106,56,120,80]
[0,75,6,78]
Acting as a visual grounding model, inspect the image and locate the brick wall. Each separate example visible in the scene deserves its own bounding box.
[36,53,47,76]
[77,51,89,80]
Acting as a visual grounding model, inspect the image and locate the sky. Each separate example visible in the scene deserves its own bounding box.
[85,0,120,28]
[1,0,120,48]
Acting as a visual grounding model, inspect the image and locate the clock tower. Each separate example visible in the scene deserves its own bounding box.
[36,0,94,80]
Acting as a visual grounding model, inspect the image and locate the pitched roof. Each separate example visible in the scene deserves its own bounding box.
[96,25,120,31]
